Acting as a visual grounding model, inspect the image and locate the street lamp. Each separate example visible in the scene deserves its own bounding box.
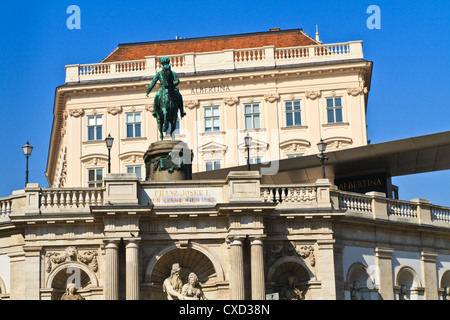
[244,133,252,171]
[105,134,114,174]
[317,139,328,179]
[22,141,33,186]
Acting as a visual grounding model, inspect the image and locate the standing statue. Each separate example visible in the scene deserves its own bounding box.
[146,56,186,141]
[350,280,364,300]
[280,276,304,300]
[181,272,208,300]
[61,283,85,300]
[163,263,184,300]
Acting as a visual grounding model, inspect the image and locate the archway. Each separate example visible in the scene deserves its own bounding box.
[395,266,422,300]
[266,255,316,300]
[144,243,224,300]
[47,262,98,300]
[346,262,377,300]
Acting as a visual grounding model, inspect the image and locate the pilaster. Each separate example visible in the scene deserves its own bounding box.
[375,247,394,300]
[421,251,438,300]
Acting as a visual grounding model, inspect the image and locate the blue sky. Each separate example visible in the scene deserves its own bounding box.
[0,0,449,206]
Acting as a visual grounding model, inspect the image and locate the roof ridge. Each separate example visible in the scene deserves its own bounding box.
[116,28,304,48]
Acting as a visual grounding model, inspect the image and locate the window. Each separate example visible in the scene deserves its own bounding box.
[87,115,103,141]
[205,160,221,171]
[287,154,304,159]
[127,165,143,180]
[249,157,262,164]
[244,103,260,129]
[326,97,343,123]
[88,168,103,187]
[285,100,302,126]
[204,106,220,132]
[126,112,142,138]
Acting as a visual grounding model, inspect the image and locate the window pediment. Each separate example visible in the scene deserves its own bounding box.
[198,141,228,157]
[280,139,311,152]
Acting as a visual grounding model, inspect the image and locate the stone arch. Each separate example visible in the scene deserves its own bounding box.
[266,255,316,299]
[346,262,375,287]
[345,262,376,300]
[440,269,450,288]
[144,242,225,299]
[46,262,98,300]
[440,270,450,299]
[0,277,6,295]
[395,266,422,300]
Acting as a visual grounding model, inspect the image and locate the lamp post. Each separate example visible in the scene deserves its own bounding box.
[244,133,252,171]
[22,141,33,186]
[317,139,328,179]
[105,134,114,174]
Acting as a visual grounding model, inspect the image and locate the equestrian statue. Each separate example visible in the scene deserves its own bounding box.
[146,56,186,140]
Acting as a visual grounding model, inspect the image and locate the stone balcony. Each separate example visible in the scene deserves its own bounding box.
[65,41,364,83]
[1,172,449,229]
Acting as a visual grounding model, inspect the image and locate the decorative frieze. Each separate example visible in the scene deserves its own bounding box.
[107,106,123,115]
[68,109,84,118]
[305,91,321,100]
[184,100,199,109]
[264,93,279,103]
[45,246,98,273]
[223,97,238,106]
[264,241,316,268]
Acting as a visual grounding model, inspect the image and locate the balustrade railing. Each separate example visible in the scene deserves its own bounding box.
[338,192,372,213]
[261,185,317,204]
[39,188,104,211]
[432,206,450,223]
[387,200,418,219]
[235,48,265,63]
[275,46,310,60]
[0,197,13,218]
[67,41,364,83]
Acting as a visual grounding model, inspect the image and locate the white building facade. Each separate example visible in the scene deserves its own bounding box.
[0,28,449,301]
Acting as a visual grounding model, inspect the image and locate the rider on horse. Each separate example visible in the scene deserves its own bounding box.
[146,56,186,140]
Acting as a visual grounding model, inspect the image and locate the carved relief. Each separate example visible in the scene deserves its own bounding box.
[107,106,123,115]
[223,97,238,106]
[305,91,321,100]
[264,242,316,268]
[264,93,279,103]
[45,246,98,273]
[184,100,199,109]
[145,104,154,112]
[347,87,363,97]
[68,109,84,118]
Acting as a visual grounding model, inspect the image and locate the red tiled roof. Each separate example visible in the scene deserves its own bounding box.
[102,29,318,62]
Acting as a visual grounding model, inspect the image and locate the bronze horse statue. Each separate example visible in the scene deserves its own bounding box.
[146,56,186,140]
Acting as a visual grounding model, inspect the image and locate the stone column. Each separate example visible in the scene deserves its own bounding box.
[375,247,394,300]
[125,238,140,300]
[317,240,337,299]
[230,237,245,300]
[104,239,120,300]
[24,246,41,300]
[250,237,265,300]
[421,251,438,300]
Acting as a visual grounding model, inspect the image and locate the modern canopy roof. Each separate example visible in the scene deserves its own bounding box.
[193,131,450,185]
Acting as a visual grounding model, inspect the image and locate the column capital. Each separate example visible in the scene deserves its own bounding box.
[421,251,438,263]
[124,238,141,247]
[227,236,246,246]
[375,247,394,259]
[249,236,265,245]
[104,238,121,248]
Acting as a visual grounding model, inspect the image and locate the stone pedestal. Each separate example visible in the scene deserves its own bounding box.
[144,140,192,181]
